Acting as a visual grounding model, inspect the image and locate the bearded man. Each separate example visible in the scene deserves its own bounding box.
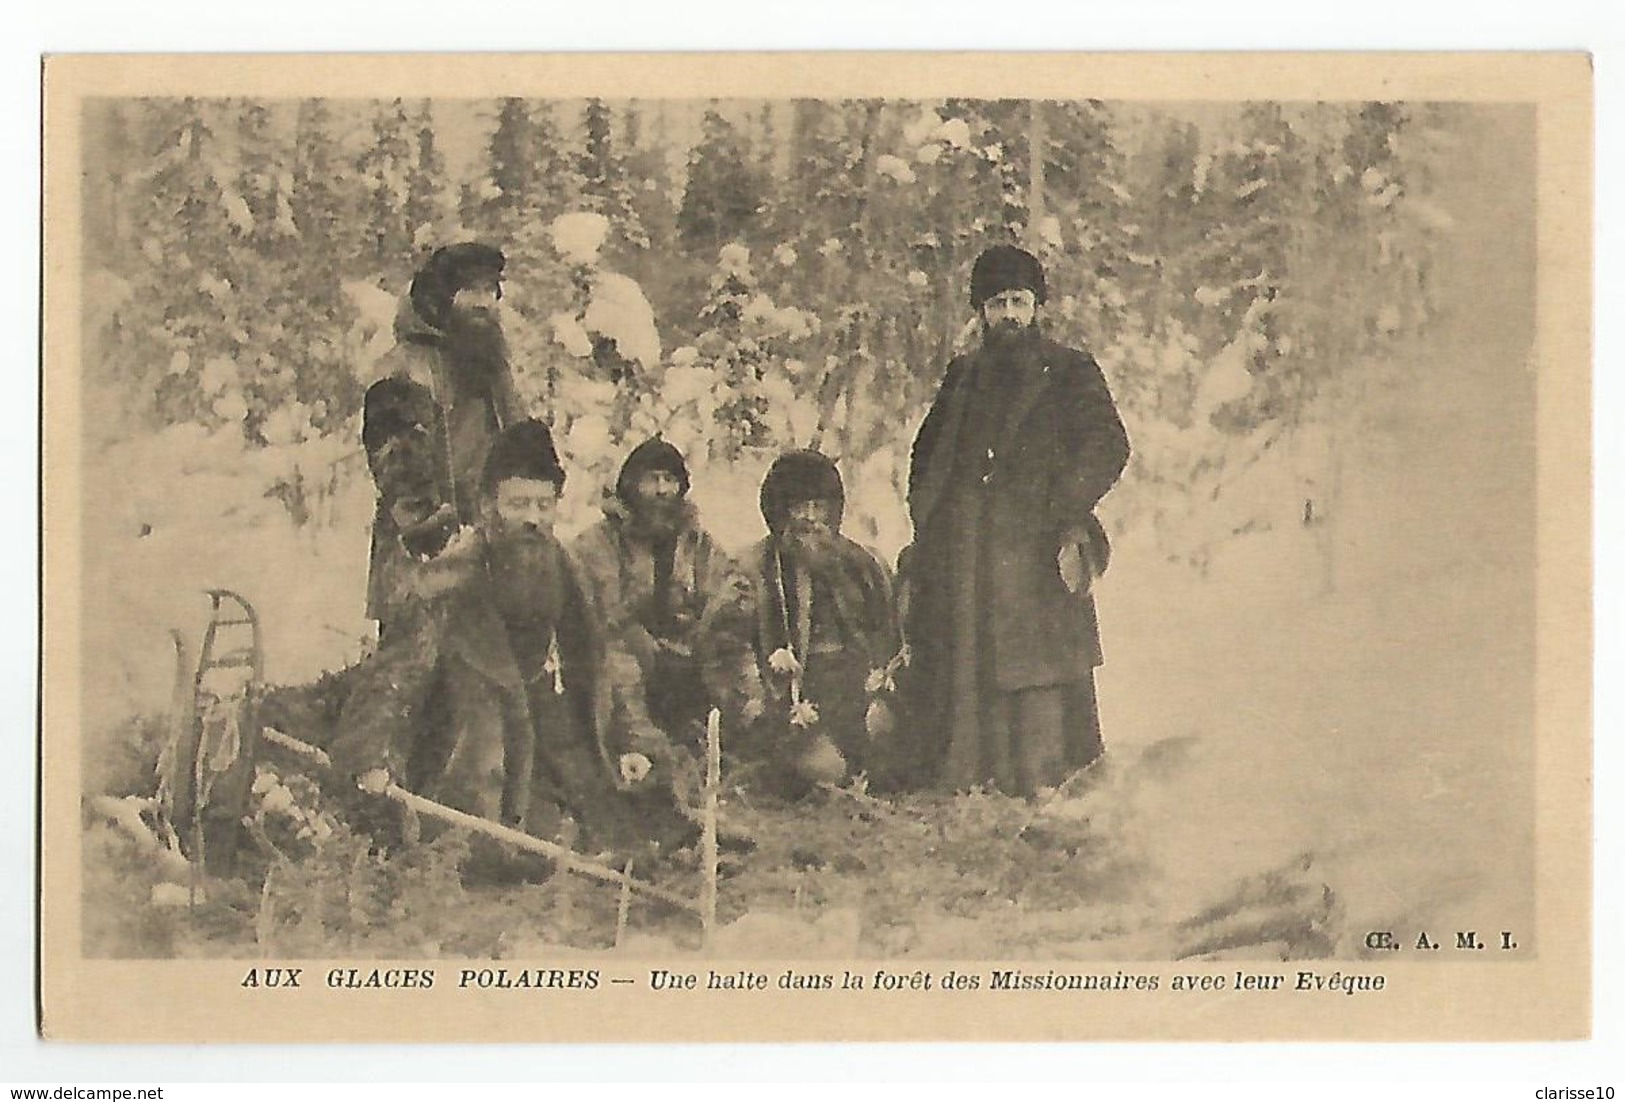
[331,420,692,872]
[900,245,1131,797]
[363,242,521,637]
[741,450,900,797]
[571,438,760,743]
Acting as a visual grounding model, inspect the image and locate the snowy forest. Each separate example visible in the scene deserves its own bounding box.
[75,96,1537,961]
[82,96,1442,557]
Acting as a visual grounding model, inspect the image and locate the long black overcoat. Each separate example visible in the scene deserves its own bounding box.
[905,335,1130,691]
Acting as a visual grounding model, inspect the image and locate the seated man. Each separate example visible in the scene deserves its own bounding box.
[739,450,902,797]
[329,419,694,874]
[571,438,761,747]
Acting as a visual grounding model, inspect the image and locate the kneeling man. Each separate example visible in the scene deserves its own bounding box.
[331,420,692,866]
[739,450,901,796]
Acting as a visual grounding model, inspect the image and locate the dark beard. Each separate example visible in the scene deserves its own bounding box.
[442,312,510,401]
[623,496,685,542]
[980,319,1040,356]
[486,528,566,626]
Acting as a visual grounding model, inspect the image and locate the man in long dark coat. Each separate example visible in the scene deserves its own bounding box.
[363,242,520,637]
[900,245,1131,796]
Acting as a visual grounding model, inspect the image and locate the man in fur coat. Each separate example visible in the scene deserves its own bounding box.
[570,438,762,744]
[740,450,901,797]
[362,242,521,637]
[900,245,1131,797]
[330,420,694,871]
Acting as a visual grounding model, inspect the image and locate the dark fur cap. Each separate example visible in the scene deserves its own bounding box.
[970,244,1047,310]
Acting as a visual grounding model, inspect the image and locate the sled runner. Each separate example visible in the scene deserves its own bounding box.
[157,588,265,897]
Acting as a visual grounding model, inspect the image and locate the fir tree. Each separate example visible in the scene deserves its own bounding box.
[752,101,779,200]
[233,100,281,243]
[353,98,416,281]
[290,98,346,280]
[457,180,484,238]
[1037,100,1141,345]
[87,101,137,271]
[229,99,301,443]
[677,108,765,257]
[578,98,647,250]
[484,97,537,236]
[578,97,615,206]
[405,99,449,260]
[1129,115,1203,342]
[621,101,676,255]
[122,98,239,429]
[477,99,585,421]
[618,101,682,330]
[939,97,1026,243]
[777,99,860,296]
[284,98,363,435]
[525,100,579,220]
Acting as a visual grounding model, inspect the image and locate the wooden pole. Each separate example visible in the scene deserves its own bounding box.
[258,727,702,917]
[381,787,699,914]
[615,857,635,949]
[700,708,722,947]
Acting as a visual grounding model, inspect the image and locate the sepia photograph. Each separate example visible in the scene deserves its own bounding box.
[38,52,1592,1043]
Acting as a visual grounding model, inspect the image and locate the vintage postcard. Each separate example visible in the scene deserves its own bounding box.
[40,52,1592,1042]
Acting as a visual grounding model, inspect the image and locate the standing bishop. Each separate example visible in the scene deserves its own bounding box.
[901,245,1131,796]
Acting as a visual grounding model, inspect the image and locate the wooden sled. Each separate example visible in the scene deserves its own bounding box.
[156,589,264,900]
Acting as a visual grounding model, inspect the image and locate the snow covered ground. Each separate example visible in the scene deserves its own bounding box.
[1080,103,1538,954]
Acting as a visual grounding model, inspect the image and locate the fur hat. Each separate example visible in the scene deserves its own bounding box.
[759,449,845,534]
[481,419,565,495]
[615,437,690,502]
[969,244,1047,310]
[361,377,436,456]
[409,242,507,331]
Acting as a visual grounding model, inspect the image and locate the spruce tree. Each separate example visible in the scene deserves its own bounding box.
[618,101,682,329]
[484,96,536,239]
[405,99,450,261]
[1037,100,1141,346]
[121,98,238,429]
[578,98,648,250]
[1129,115,1203,342]
[622,100,677,254]
[290,98,346,280]
[285,98,362,434]
[352,98,416,281]
[677,107,765,257]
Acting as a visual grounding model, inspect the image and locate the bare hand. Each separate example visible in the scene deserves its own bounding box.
[438,525,481,560]
[619,752,653,785]
[408,526,480,599]
[1057,542,1087,595]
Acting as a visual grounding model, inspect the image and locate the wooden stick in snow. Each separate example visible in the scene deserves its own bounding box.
[615,857,635,949]
[700,707,722,946]
[261,725,332,765]
[258,727,701,917]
